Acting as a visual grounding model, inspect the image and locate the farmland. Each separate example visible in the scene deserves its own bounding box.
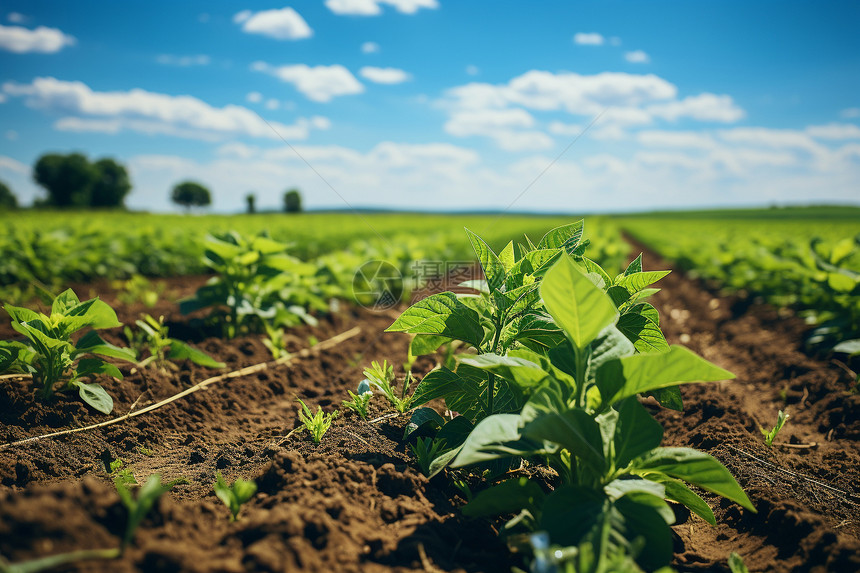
[1,209,859,573]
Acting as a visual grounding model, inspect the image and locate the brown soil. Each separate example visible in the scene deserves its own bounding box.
[1,255,859,572]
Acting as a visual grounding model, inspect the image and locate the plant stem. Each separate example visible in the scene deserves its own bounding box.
[486,317,503,415]
[573,344,590,409]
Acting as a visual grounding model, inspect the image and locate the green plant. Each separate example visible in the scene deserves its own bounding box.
[179,232,323,338]
[728,552,751,573]
[0,289,136,414]
[411,437,448,477]
[342,379,373,419]
[113,275,164,308]
[115,473,185,551]
[761,410,789,447]
[363,360,413,413]
[214,471,257,521]
[297,399,337,444]
[262,323,290,359]
[124,314,224,371]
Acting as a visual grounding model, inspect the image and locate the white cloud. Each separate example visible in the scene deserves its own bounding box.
[0,155,28,174]
[548,121,583,136]
[325,0,439,16]
[359,66,411,84]
[840,108,860,119]
[246,91,263,103]
[361,41,380,53]
[444,108,554,151]
[718,127,824,153]
[637,130,716,149]
[0,93,5,103]
[7,13,26,23]
[806,123,860,140]
[234,7,312,40]
[3,77,328,141]
[252,62,364,102]
[573,33,604,46]
[0,23,75,53]
[466,65,479,76]
[265,98,280,110]
[156,54,210,67]
[625,50,650,64]
[648,93,744,122]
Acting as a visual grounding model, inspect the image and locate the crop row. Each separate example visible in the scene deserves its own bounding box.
[621,217,860,358]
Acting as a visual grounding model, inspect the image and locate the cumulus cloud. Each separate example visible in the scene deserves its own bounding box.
[548,121,583,136]
[252,62,364,102]
[0,23,75,53]
[0,155,28,174]
[3,77,329,141]
[625,50,650,64]
[233,7,312,40]
[444,108,554,151]
[361,41,380,53]
[325,0,439,16]
[156,54,210,67]
[359,66,411,84]
[647,93,744,122]
[806,123,860,140]
[636,130,716,149]
[246,91,263,103]
[573,33,604,46]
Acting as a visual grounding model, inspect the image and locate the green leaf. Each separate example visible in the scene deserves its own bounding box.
[538,220,584,254]
[632,447,755,511]
[493,283,540,317]
[617,307,669,353]
[540,255,618,349]
[615,494,674,570]
[498,240,517,271]
[118,474,177,549]
[465,228,506,292]
[506,312,565,349]
[623,254,643,276]
[404,407,446,440]
[606,285,631,308]
[452,413,538,467]
[615,270,671,293]
[462,476,545,518]
[386,292,484,349]
[0,344,19,371]
[728,552,751,573]
[74,381,114,414]
[410,334,452,357]
[410,367,484,419]
[827,272,856,292]
[596,345,734,407]
[51,289,81,315]
[75,331,137,362]
[167,339,225,368]
[458,353,548,390]
[76,299,122,330]
[75,357,122,380]
[522,409,605,473]
[649,476,716,525]
[614,398,664,468]
[833,339,860,356]
[649,386,684,411]
[604,478,665,501]
[539,485,607,546]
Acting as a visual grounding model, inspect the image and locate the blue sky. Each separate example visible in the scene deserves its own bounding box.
[0,0,858,213]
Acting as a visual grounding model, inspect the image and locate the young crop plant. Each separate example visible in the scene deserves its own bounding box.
[384,222,753,571]
[342,379,373,419]
[0,289,136,414]
[410,437,448,477]
[297,399,337,444]
[761,410,789,447]
[214,471,257,521]
[124,314,224,371]
[363,359,413,413]
[179,232,324,338]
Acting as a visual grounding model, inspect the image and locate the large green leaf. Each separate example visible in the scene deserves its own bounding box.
[75,331,137,362]
[386,292,484,349]
[615,494,675,570]
[615,270,671,294]
[506,312,565,349]
[167,339,225,368]
[649,476,716,525]
[409,334,452,357]
[410,367,484,419]
[452,413,539,467]
[538,220,584,254]
[51,289,81,315]
[596,345,734,406]
[522,409,605,473]
[632,447,755,511]
[539,485,608,546]
[540,255,618,349]
[403,407,446,440]
[436,415,474,448]
[458,353,548,389]
[462,476,545,518]
[73,381,114,414]
[75,357,122,380]
[617,307,668,353]
[66,299,121,331]
[465,228,506,293]
[0,344,19,371]
[613,398,664,468]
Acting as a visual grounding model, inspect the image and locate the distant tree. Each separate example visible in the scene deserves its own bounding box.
[90,158,132,207]
[171,181,212,212]
[0,180,18,210]
[284,189,302,213]
[33,153,96,207]
[246,193,256,214]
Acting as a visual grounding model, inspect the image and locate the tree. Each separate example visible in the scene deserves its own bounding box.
[284,189,302,213]
[246,193,256,214]
[33,153,96,207]
[0,180,18,210]
[171,181,212,212]
[90,158,132,207]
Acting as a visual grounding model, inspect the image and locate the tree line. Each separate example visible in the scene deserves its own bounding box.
[0,152,303,213]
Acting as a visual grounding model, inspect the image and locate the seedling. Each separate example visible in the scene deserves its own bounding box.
[115,473,185,550]
[124,314,224,371]
[364,360,413,413]
[110,459,136,488]
[761,410,789,447]
[214,471,257,521]
[297,399,337,444]
[342,379,373,419]
[728,552,751,573]
[411,437,448,477]
[0,289,136,414]
[262,323,290,359]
